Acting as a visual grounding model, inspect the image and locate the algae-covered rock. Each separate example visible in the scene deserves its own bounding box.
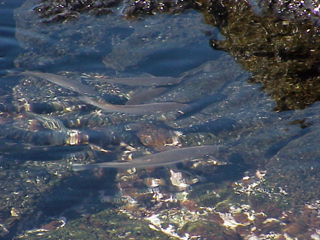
[200,0,320,111]
[16,209,168,239]
[123,0,195,17]
[0,153,118,239]
[34,0,121,22]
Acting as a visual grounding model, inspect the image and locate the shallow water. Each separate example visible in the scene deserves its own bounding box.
[0,0,23,80]
[0,0,320,239]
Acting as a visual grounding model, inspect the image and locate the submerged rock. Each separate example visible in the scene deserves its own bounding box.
[14,0,215,74]
[4,0,320,239]
[201,0,320,111]
[123,0,195,17]
[34,0,120,22]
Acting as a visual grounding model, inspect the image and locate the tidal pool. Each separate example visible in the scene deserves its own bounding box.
[0,0,319,239]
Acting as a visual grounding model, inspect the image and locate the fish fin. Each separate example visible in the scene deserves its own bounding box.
[139,72,155,77]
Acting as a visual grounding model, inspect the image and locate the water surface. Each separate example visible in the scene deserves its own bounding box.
[0,0,320,239]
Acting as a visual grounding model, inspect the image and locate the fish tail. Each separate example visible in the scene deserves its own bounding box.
[5,69,23,77]
[72,163,93,171]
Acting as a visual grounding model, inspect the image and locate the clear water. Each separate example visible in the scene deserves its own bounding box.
[0,1,23,77]
[1,0,320,239]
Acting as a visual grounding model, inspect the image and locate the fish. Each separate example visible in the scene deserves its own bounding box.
[72,145,224,171]
[171,93,227,120]
[126,87,168,105]
[20,71,98,96]
[79,95,187,115]
[95,76,183,87]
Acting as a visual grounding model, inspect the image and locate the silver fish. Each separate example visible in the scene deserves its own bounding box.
[72,145,223,171]
[96,76,183,87]
[126,87,168,105]
[79,95,187,115]
[20,71,98,96]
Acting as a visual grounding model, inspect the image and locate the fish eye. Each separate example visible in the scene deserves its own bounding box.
[142,136,152,145]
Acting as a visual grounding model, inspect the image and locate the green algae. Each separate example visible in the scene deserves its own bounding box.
[188,182,235,208]
[198,0,320,111]
[17,209,169,240]
[179,220,237,240]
